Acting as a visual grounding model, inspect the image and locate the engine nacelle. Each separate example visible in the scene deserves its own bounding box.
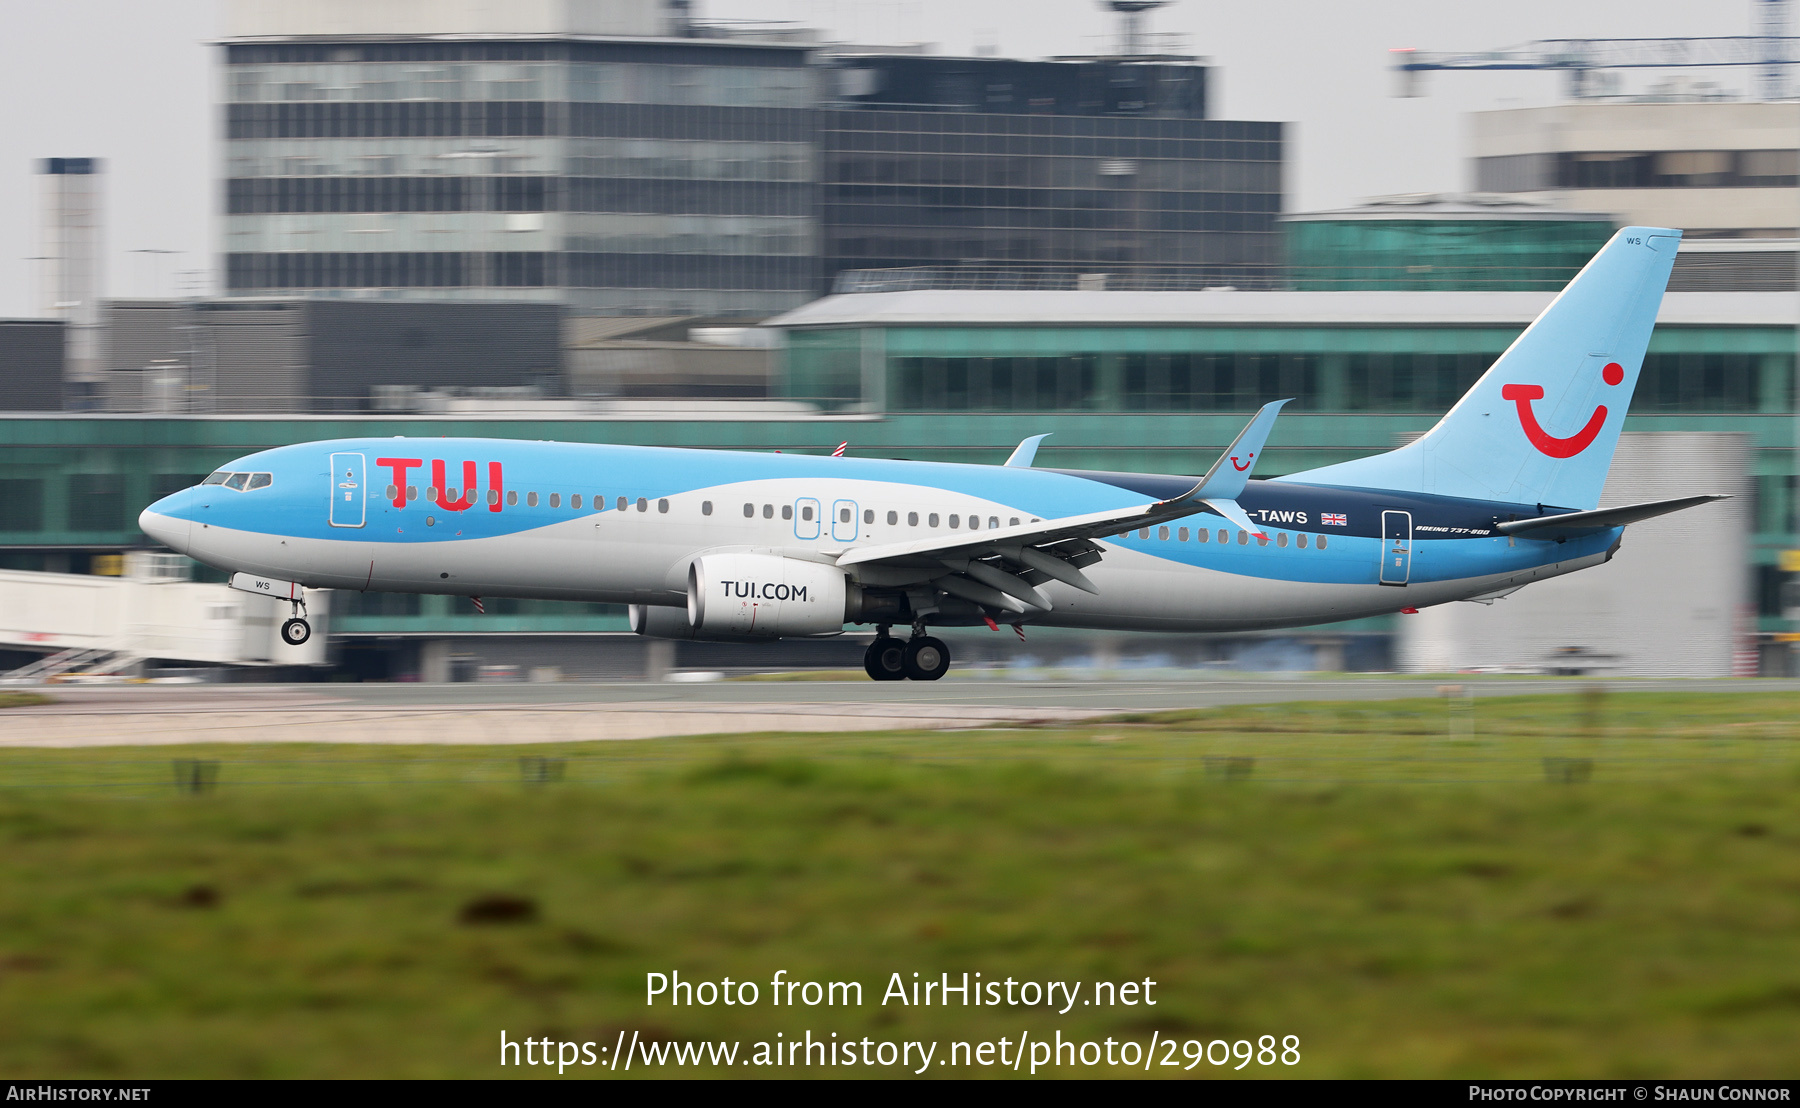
[688,553,848,638]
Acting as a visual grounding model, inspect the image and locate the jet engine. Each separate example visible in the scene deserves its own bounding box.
[687,553,849,638]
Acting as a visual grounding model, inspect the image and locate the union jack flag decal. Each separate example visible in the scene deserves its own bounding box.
[1322,512,1348,527]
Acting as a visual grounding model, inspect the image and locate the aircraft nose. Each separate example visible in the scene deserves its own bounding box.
[139,489,194,554]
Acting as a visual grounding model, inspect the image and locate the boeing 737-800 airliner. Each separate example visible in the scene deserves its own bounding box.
[140,226,1723,681]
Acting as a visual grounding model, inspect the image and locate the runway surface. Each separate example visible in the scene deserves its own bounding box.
[3,676,1796,748]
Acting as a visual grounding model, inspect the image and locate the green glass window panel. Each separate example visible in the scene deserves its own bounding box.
[0,479,44,532]
[68,474,126,531]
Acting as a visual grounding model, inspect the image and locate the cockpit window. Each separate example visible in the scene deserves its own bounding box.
[202,471,230,485]
[246,472,272,490]
[224,473,250,491]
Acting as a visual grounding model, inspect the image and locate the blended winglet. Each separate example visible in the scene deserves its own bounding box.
[1004,433,1052,468]
[1151,399,1290,538]
[1192,399,1289,502]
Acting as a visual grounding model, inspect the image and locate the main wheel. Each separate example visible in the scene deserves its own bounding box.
[902,636,950,681]
[863,637,907,681]
[281,617,312,646]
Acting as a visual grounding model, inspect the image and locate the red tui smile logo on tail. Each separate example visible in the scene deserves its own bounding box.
[1502,362,1624,458]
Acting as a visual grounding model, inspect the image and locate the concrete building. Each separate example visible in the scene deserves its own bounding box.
[37,158,104,401]
[217,0,1283,315]
[1399,433,1752,677]
[1471,101,1800,238]
[0,321,67,411]
[101,298,562,413]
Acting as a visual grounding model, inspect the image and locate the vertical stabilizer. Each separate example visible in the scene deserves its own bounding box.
[1282,227,1680,510]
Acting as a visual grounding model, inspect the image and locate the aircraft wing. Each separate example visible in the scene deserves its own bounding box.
[834,401,1292,615]
[1495,494,1728,539]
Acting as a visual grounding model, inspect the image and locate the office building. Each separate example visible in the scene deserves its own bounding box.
[218,0,1284,314]
[1472,101,1800,238]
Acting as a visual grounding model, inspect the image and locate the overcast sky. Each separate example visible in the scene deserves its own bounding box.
[0,0,1760,317]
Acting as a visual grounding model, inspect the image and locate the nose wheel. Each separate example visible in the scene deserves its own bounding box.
[280,596,311,646]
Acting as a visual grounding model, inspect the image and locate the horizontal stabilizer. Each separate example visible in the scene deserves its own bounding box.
[1496,494,1728,539]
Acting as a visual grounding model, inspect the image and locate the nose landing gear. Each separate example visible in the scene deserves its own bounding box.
[280,596,312,646]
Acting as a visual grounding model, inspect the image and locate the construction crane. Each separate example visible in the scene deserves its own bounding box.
[1393,0,1796,100]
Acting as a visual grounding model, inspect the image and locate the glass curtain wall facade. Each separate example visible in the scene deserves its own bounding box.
[818,56,1279,284]
[821,111,1283,281]
[1283,217,1617,291]
[784,322,1796,417]
[222,40,820,315]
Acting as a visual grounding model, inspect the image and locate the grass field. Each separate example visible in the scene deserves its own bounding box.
[0,689,1796,1078]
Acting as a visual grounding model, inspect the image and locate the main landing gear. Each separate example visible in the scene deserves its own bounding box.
[863,624,950,682]
[280,596,312,646]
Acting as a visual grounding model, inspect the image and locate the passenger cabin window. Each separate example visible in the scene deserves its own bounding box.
[488,490,500,506]
[1276,533,1288,547]
[571,494,582,509]
[887,511,898,525]
[506,491,517,506]
[1010,517,1020,527]
[658,499,669,513]
[617,497,627,511]
[802,506,814,521]
[1197,528,1209,542]
[864,509,874,524]
[782,504,793,520]
[840,507,851,523]
[1178,527,1189,541]
[224,473,250,491]
[968,516,979,530]
[949,515,960,528]
[1317,535,1328,550]
[1159,527,1170,541]
[989,517,999,529]
[743,503,755,518]
[549,493,561,508]
[527,492,539,507]
[908,512,919,526]
[247,473,272,490]
[702,501,713,516]
[761,504,772,518]
[1297,534,1308,548]
[928,513,939,527]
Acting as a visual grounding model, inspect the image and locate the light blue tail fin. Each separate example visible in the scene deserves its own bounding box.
[1283,226,1680,510]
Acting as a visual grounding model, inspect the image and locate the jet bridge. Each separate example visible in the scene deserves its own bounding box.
[0,553,328,681]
